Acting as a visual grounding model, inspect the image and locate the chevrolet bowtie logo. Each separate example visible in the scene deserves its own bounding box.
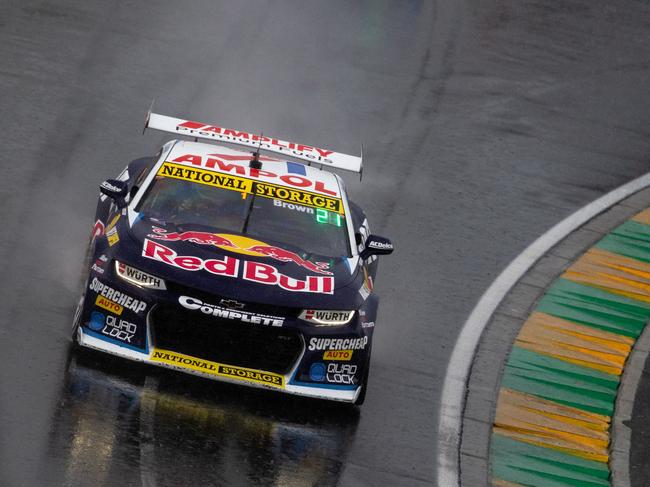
[219,299,245,310]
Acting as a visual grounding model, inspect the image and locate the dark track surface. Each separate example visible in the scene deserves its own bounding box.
[631,352,650,486]
[1,1,650,486]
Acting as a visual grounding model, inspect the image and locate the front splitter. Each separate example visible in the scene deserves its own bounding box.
[77,329,360,403]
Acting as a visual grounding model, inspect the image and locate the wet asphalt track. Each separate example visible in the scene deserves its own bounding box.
[1,1,650,486]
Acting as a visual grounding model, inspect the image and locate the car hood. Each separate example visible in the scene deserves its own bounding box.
[116,216,364,309]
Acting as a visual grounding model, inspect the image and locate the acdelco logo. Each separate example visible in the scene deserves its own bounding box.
[368,241,393,250]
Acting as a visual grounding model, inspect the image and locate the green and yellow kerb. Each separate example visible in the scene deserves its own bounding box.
[491,208,650,486]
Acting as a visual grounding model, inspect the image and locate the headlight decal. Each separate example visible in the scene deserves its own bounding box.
[115,261,166,290]
[299,309,355,326]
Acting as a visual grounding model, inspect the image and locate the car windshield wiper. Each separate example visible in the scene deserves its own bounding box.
[240,183,257,235]
[241,149,264,235]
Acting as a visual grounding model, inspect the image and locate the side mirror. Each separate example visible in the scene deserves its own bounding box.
[360,234,394,260]
[100,179,128,208]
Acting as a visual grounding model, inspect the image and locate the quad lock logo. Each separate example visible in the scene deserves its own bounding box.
[309,362,357,385]
[88,311,136,343]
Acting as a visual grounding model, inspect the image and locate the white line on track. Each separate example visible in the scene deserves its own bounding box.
[436,172,650,486]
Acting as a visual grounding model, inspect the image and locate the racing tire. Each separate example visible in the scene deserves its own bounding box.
[354,348,372,406]
[71,292,85,343]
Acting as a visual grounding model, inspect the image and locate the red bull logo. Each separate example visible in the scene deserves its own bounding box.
[149,227,332,275]
[142,239,334,294]
[149,227,236,247]
[246,245,331,275]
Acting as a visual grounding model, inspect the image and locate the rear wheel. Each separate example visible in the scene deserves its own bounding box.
[354,348,372,406]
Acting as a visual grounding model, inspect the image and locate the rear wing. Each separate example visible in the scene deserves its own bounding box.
[144,111,363,175]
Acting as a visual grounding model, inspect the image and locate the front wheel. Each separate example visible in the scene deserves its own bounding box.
[72,236,94,342]
[71,286,89,343]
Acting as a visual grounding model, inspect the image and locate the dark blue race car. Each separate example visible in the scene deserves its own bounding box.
[72,112,393,405]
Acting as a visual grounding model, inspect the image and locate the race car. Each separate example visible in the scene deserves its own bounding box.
[72,111,393,405]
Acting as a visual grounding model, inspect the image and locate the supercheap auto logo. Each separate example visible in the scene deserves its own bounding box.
[151,349,284,388]
[323,350,353,361]
[89,278,147,314]
[308,336,368,351]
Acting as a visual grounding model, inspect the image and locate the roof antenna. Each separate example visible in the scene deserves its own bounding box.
[250,132,263,170]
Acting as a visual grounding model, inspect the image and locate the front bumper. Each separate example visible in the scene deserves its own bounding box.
[77,272,371,404]
[77,329,361,402]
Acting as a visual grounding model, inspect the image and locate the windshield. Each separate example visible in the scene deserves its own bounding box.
[135,172,350,258]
